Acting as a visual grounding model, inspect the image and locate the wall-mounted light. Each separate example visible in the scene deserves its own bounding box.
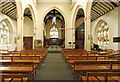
[34,33,36,36]
[88,35,90,39]
[17,34,20,40]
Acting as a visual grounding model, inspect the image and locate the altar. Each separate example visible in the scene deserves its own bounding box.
[46,38,63,45]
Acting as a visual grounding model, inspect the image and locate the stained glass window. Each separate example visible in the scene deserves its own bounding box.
[0,21,10,44]
[52,17,56,24]
[97,21,109,45]
[50,26,58,38]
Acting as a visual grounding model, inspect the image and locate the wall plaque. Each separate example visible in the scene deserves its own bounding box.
[113,37,120,42]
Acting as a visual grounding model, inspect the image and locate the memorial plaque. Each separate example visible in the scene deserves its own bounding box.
[113,37,120,42]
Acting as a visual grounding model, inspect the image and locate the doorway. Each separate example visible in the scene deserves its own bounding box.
[23,37,33,49]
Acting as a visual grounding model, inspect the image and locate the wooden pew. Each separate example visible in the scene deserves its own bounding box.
[0,55,42,68]
[67,55,112,67]
[80,72,120,82]
[0,74,30,82]
[0,61,35,80]
[72,60,120,79]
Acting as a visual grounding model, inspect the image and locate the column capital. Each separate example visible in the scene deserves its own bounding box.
[87,16,91,19]
[17,16,24,20]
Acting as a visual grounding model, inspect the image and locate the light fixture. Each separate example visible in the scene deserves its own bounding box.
[17,34,20,40]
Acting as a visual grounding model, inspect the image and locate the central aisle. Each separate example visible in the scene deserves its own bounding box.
[35,53,73,80]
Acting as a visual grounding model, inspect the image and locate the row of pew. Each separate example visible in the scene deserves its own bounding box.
[61,49,120,81]
[0,49,48,82]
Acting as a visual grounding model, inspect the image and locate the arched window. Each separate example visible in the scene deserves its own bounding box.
[97,21,109,45]
[0,21,10,44]
[50,26,58,38]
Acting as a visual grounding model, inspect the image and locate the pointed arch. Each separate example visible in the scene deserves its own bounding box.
[72,5,84,29]
[94,19,109,45]
[0,19,13,44]
[23,4,36,31]
[42,6,66,26]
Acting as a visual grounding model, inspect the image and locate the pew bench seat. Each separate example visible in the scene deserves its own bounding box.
[81,76,117,82]
[11,77,29,82]
[0,73,30,82]
[4,77,29,82]
[81,76,98,82]
[96,76,117,82]
[111,76,120,81]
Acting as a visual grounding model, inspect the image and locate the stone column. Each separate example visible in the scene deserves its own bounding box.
[65,27,73,49]
[85,16,91,51]
[16,16,24,51]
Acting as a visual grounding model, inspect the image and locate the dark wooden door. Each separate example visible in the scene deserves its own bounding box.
[23,37,33,49]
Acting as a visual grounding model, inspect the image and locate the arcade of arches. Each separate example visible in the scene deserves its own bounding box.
[0,0,119,51]
[0,0,120,81]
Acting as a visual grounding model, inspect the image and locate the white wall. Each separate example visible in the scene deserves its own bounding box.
[23,16,33,37]
[0,13,17,51]
[91,7,119,50]
[37,2,72,48]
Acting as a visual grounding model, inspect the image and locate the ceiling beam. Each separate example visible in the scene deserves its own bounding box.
[45,16,63,24]
[93,6,103,15]
[6,7,16,14]
[92,8,101,16]
[1,3,12,11]
[24,14,32,20]
[92,2,98,7]
[3,5,15,13]
[76,15,84,20]
[110,1,118,7]
[2,2,10,7]
[100,2,110,10]
[2,11,16,21]
[97,3,108,12]
[0,1,6,5]
[95,4,106,13]
[102,0,114,8]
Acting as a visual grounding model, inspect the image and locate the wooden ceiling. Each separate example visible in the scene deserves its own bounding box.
[0,0,17,20]
[0,0,120,22]
[76,8,84,21]
[0,0,32,21]
[24,8,32,20]
[44,9,64,24]
[91,0,120,21]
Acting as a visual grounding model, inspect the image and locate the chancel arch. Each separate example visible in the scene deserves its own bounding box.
[43,8,65,48]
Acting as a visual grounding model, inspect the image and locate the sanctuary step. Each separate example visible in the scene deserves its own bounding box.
[47,45,62,53]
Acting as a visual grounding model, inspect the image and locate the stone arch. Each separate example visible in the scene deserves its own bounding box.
[23,4,36,33]
[22,4,37,49]
[42,6,67,47]
[42,6,66,26]
[72,5,85,30]
[72,5,85,49]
